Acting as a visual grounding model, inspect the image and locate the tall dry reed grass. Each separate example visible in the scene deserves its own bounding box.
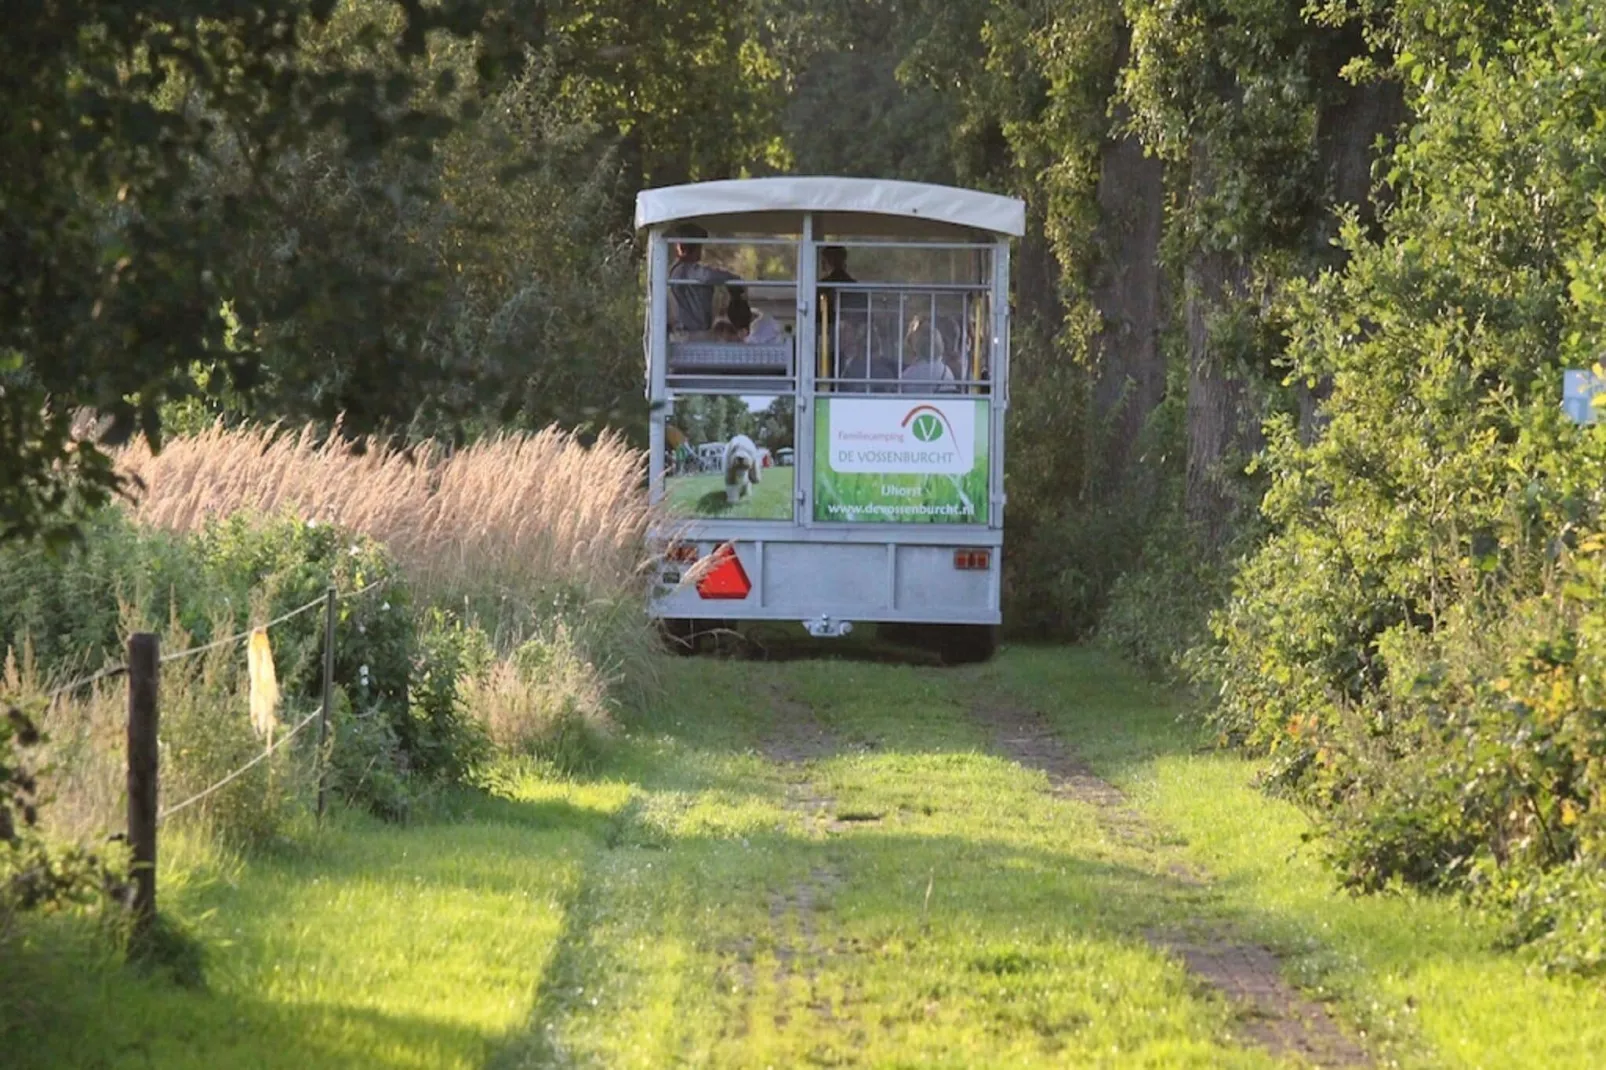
[117,422,654,619]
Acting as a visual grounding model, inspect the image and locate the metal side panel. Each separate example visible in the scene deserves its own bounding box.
[650,538,1001,625]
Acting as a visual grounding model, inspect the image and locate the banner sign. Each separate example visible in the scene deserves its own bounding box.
[813,398,989,524]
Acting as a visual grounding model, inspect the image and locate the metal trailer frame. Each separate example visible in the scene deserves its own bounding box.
[637,178,1023,643]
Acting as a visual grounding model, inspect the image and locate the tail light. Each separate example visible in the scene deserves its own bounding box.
[954,549,991,570]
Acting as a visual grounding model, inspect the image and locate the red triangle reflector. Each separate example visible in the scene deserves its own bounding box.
[697,544,752,600]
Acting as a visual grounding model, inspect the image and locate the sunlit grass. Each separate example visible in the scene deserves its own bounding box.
[491,656,1275,1068]
[998,645,1606,1070]
[2,780,629,1070]
[10,646,1605,1068]
[663,469,793,520]
[116,420,652,616]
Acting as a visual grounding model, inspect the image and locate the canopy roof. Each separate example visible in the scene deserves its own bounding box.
[635,177,1025,238]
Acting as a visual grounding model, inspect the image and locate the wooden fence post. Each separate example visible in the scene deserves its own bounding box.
[317,585,336,820]
[126,632,160,943]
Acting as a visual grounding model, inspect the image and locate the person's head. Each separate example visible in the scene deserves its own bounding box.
[821,245,848,275]
[670,222,708,262]
[904,317,933,366]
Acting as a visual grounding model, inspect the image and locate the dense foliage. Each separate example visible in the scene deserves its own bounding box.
[1199,4,1606,972]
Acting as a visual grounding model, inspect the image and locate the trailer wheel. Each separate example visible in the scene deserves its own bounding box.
[934,624,1000,665]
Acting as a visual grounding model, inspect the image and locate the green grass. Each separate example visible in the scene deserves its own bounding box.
[664,469,793,520]
[492,657,1269,1068]
[7,645,1604,1067]
[996,645,1606,1069]
[1,779,630,1069]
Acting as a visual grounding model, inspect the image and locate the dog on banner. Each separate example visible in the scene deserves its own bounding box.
[723,434,762,504]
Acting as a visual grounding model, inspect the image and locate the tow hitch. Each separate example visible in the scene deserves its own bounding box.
[803,616,854,638]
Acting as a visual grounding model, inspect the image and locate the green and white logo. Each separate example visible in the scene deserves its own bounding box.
[910,412,945,443]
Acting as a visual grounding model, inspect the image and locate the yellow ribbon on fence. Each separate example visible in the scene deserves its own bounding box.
[247,627,280,744]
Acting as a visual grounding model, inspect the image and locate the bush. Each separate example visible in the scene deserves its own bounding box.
[324,684,415,823]
[0,511,200,676]
[154,616,308,851]
[1193,15,1606,972]
[464,624,613,774]
[1100,507,1236,679]
[407,610,494,786]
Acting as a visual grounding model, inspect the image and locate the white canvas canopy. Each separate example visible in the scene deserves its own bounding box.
[635,177,1026,238]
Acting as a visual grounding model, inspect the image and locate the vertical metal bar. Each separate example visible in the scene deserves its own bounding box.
[647,228,670,506]
[835,292,843,381]
[797,214,817,527]
[991,239,1012,530]
[126,632,159,946]
[897,291,906,375]
[863,287,872,386]
[318,584,335,821]
[754,540,766,608]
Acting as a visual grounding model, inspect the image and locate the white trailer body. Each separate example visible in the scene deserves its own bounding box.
[637,177,1023,654]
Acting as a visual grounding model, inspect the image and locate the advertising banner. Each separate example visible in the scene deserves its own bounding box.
[813,398,990,524]
[662,394,795,520]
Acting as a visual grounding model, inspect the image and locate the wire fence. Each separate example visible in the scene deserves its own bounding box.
[4,577,392,945]
[37,576,389,699]
[157,709,322,823]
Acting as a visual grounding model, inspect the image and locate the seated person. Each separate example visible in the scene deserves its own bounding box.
[727,292,786,345]
[818,245,869,374]
[899,318,958,392]
[668,223,743,335]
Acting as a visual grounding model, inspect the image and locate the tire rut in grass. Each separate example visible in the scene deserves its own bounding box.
[746,684,852,1032]
[970,697,1370,1069]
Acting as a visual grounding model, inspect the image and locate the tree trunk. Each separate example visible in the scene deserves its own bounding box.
[1089,122,1166,498]
[1183,246,1255,542]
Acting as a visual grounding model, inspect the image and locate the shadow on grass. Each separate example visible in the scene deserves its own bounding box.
[1,922,501,1070]
[484,812,1234,1069]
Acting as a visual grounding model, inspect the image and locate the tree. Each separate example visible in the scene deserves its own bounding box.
[0,0,532,545]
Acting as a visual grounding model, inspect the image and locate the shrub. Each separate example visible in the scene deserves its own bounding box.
[1100,507,1237,679]
[407,610,494,786]
[2,664,111,932]
[153,616,309,851]
[324,684,416,823]
[0,511,202,676]
[189,510,414,726]
[464,624,613,774]
[1193,15,1606,972]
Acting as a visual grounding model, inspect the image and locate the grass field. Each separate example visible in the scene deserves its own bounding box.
[664,469,793,520]
[6,645,1604,1067]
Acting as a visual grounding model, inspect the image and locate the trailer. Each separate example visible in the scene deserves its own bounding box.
[638,177,1023,662]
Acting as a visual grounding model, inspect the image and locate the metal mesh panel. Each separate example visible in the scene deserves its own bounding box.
[667,341,794,374]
